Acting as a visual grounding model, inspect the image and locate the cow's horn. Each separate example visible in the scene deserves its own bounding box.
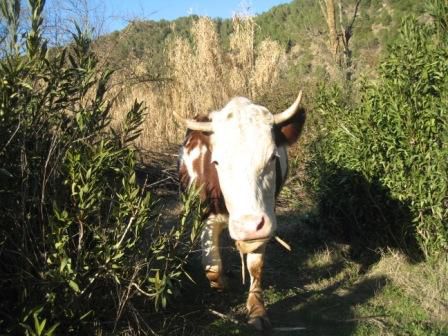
[273,91,303,125]
[173,112,213,132]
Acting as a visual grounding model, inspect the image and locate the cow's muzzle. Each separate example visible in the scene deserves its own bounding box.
[229,214,274,242]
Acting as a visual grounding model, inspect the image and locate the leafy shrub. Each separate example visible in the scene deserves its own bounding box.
[0,0,200,334]
[308,3,448,259]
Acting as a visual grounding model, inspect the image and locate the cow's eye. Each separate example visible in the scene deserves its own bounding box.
[270,152,277,162]
[212,160,219,166]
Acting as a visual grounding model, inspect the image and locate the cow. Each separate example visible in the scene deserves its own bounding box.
[176,92,305,330]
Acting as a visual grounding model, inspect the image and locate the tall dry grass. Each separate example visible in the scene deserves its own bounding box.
[107,15,286,151]
[370,251,448,322]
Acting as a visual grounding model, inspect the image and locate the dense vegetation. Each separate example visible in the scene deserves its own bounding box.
[0,0,201,334]
[308,2,447,258]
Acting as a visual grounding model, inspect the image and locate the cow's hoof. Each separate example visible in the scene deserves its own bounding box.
[248,315,271,331]
[206,271,227,291]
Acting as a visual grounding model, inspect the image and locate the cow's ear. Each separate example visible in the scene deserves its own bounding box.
[274,107,306,146]
[194,115,212,123]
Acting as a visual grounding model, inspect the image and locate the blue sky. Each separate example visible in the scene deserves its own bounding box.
[100,0,290,32]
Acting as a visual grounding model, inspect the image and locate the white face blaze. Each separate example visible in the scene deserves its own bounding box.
[210,97,280,242]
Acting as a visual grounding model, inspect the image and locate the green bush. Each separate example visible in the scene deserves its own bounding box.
[308,3,447,259]
[0,0,200,334]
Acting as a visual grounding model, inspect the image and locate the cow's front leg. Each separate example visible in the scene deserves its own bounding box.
[246,245,271,330]
[201,214,227,290]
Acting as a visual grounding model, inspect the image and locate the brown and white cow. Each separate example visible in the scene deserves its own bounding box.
[177,92,305,330]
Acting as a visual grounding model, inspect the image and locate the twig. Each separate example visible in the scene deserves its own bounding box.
[115,216,135,248]
[273,326,307,331]
[208,309,240,325]
[275,236,291,251]
[147,177,173,188]
[131,282,155,298]
[0,120,21,155]
[322,314,388,323]
[115,266,141,330]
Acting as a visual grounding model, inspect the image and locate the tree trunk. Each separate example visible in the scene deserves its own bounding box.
[325,0,338,57]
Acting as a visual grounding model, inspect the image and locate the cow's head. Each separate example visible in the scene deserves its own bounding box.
[177,92,305,252]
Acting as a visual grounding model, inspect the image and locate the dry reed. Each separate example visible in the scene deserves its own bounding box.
[107,15,285,151]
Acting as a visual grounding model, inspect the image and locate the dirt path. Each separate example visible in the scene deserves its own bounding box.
[148,186,384,335]
[147,202,381,336]
[138,149,380,336]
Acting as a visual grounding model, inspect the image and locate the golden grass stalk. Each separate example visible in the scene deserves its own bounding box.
[107,14,286,151]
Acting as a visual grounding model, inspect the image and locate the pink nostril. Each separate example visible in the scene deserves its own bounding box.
[256,216,265,231]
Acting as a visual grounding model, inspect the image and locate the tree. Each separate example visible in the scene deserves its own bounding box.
[320,0,338,57]
[320,0,362,80]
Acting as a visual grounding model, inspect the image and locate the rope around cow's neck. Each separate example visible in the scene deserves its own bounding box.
[238,235,291,285]
[240,250,246,285]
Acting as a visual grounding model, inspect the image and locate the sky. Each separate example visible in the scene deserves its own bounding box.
[92,0,291,33]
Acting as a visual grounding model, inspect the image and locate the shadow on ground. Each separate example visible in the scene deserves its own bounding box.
[136,155,420,335]
[157,208,390,336]
[305,164,423,266]
[259,210,389,335]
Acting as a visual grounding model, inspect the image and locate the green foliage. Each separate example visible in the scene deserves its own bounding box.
[0,0,200,333]
[308,6,448,258]
[20,306,59,336]
[95,16,199,80]
[255,0,322,48]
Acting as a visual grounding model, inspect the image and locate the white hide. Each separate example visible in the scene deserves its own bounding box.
[209,97,287,241]
[180,143,207,187]
[201,214,228,274]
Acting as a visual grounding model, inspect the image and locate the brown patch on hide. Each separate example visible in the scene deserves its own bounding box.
[246,249,269,329]
[179,115,227,217]
[248,257,264,282]
[247,291,267,317]
[206,271,226,290]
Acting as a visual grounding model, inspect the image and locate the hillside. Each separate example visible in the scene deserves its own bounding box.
[94,0,425,83]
